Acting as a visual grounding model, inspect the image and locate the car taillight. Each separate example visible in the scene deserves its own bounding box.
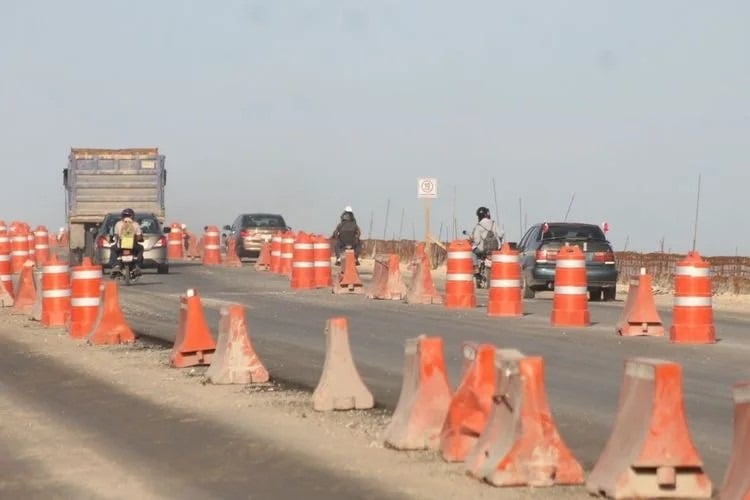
[241,230,252,237]
[535,249,557,263]
[154,236,167,248]
[594,251,616,264]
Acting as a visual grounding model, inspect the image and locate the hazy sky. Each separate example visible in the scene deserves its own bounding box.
[1,1,748,255]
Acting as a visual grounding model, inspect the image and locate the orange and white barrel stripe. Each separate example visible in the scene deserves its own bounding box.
[487,244,522,317]
[270,233,282,274]
[444,240,476,309]
[0,229,12,296]
[202,226,221,265]
[313,236,333,288]
[670,251,715,344]
[41,256,71,327]
[291,232,315,290]
[168,223,184,260]
[550,244,590,327]
[34,225,50,266]
[68,258,103,339]
[279,232,295,276]
[10,225,29,273]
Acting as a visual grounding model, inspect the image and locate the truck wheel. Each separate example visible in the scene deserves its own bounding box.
[70,249,83,267]
[589,288,603,301]
[157,264,169,275]
[603,287,616,301]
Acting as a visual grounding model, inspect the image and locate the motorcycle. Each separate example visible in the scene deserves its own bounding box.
[461,230,492,289]
[109,236,143,286]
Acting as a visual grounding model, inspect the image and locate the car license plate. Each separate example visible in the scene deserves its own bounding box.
[121,255,133,262]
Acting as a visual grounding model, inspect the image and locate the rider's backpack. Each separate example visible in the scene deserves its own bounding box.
[119,222,136,250]
[483,222,499,253]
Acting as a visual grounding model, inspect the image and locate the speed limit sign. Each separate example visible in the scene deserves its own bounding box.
[417,177,438,199]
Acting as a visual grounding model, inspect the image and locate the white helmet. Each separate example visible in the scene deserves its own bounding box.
[344,206,353,213]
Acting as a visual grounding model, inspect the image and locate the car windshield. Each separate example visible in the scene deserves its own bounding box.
[543,224,606,241]
[241,215,286,228]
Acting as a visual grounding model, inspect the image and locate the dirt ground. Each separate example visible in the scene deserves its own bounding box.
[0,308,586,500]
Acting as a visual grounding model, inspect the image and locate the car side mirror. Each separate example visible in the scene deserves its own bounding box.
[286,226,292,231]
[222,225,231,231]
[163,227,171,234]
[507,241,518,250]
[461,230,468,236]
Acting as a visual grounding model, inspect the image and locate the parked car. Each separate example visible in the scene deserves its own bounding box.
[511,222,618,301]
[92,212,171,274]
[223,213,290,260]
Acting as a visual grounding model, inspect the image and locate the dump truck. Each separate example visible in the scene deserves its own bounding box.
[63,148,167,264]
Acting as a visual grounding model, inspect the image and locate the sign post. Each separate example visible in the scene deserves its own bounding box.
[417,178,438,267]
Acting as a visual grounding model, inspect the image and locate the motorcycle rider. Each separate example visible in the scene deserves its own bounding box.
[470,206,501,270]
[331,206,361,266]
[109,208,144,276]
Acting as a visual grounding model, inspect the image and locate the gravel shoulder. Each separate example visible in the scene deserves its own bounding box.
[0,309,586,500]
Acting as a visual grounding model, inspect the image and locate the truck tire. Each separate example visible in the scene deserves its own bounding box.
[70,249,83,267]
[84,231,95,260]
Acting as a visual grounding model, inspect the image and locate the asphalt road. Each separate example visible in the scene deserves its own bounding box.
[119,261,750,487]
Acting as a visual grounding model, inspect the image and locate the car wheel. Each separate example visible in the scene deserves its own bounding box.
[589,288,603,301]
[522,276,535,299]
[157,264,169,274]
[603,287,616,301]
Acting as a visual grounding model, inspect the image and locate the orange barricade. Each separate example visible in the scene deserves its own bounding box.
[201,226,221,266]
[204,304,269,385]
[291,232,315,289]
[41,255,71,327]
[11,261,35,315]
[170,288,216,368]
[312,317,373,411]
[465,350,584,487]
[586,358,712,498]
[406,243,442,305]
[312,236,333,288]
[444,240,476,309]
[86,281,136,345]
[487,243,522,317]
[0,228,13,297]
[254,242,271,271]
[279,231,295,276]
[332,249,363,294]
[550,244,590,327]
[269,232,282,274]
[440,343,496,462]
[33,225,49,267]
[616,267,664,336]
[721,381,750,500]
[10,223,29,274]
[670,251,715,344]
[366,253,407,300]
[68,258,103,339]
[384,335,452,450]
[168,223,184,260]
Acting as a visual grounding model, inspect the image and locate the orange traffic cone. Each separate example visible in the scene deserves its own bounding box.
[487,244,523,317]
[550,244,590,327]
[616,267,664,336]
[254,242,271,271]
[86,281,136,345]
[332,249,363,294]
[670,251,715,344]
[170,288,216,368]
